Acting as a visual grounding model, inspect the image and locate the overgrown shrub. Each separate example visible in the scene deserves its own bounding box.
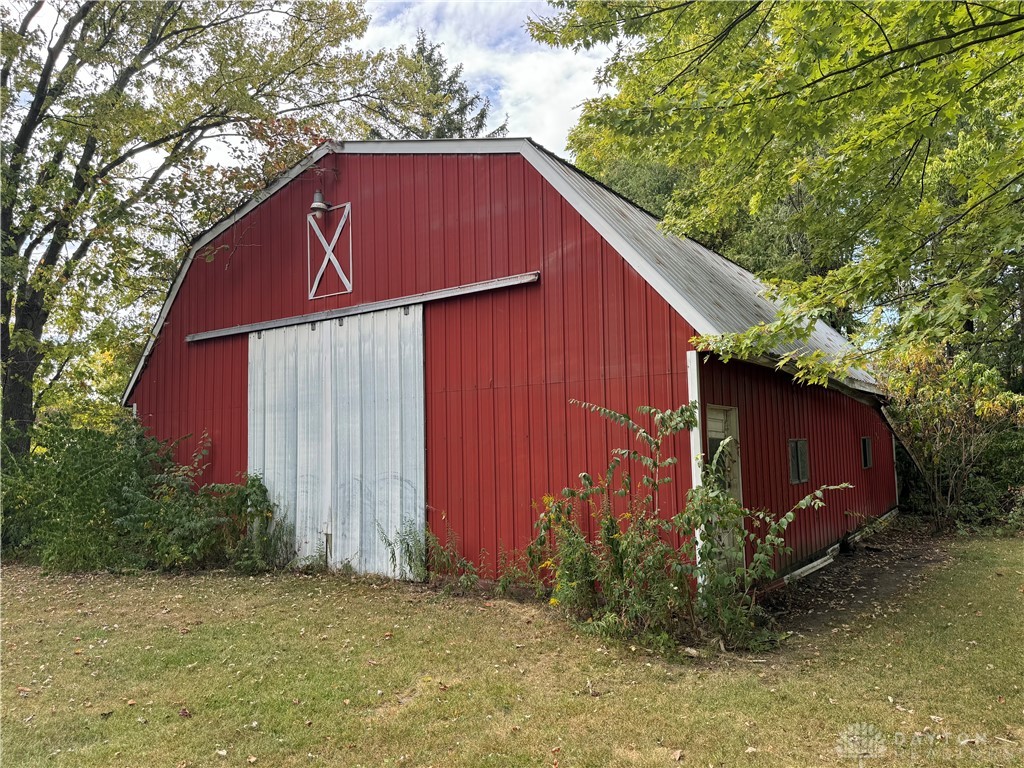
[529,401,843,651]
[1008,486,1024,532]
[229,492,296,574]
[678,462,842,647]
[956,428,1024,530]
[2,412,161,569]
[882,348,1024,529]
[1,411,292,572]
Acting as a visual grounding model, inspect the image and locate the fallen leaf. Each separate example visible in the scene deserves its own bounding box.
[127,699,136,706]
[179,707,192,718]
[746,746,758,753]
[671,748,684,761]
[247,756,257,764]
[179,627,191,635]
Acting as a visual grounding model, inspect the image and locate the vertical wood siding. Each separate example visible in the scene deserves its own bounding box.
[129,152,697,572]
[700,357,897,570]
[422,187,698,574]
[129,149,894,575]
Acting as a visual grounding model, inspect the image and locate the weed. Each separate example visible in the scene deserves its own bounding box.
[378,521,429,581]
[532,401,847,651]
[494,546,543,598]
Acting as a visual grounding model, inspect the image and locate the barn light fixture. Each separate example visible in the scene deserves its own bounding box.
[310,190,329,218]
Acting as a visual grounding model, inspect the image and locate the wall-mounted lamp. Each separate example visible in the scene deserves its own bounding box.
[310,190,330,219]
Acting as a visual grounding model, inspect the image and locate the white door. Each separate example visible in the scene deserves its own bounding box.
[248,306,425,575]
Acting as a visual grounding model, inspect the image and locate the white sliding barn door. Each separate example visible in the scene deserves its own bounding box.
[248,306,425,575]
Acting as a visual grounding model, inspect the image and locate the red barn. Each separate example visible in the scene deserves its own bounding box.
[124,139,897,576]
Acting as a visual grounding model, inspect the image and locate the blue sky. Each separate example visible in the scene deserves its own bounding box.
[360,1,610,156]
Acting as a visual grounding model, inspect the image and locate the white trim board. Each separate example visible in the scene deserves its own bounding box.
[186,272,540,343]
[686,350,705,572]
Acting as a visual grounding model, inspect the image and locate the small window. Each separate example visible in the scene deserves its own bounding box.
[788,439,809,484]
[861,436,873,469]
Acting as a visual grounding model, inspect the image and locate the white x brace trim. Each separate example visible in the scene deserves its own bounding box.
[307,202,352,300]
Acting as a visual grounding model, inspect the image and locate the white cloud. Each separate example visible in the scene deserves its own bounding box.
[359,1,611,157]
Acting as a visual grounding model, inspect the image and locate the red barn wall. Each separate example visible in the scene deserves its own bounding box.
[129,152,697,571]
[700,357,897,569]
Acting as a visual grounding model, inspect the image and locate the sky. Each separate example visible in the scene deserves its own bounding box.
[359,1,611,157]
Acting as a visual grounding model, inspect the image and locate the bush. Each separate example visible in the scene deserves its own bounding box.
[955,427,1024,530]
[882,348,1024,529]
[529,401,843,651]
[1,411,292,572]
[2,412,161,569]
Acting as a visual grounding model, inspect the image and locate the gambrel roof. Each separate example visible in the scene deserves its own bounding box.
[124,138,875,404]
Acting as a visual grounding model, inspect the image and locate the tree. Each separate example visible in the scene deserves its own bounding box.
[882,346,1023,526]
[570,122,685,219]
[1,0,391,456]
[570,123,861,332]
[532,1,1024,383]
[356,29,508,140]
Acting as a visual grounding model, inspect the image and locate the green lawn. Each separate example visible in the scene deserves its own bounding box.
[2,534,1022,767]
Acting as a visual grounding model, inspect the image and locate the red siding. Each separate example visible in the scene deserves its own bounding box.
[129,152,697,569]
[700,357,897,569]
[423,194,698,574]
[130,149,895,575]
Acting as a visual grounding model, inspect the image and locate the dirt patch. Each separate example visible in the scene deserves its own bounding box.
[764,517,953,637]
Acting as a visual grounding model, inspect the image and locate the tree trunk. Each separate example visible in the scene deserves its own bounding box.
[2,351,38,457]
[2,285,48,459]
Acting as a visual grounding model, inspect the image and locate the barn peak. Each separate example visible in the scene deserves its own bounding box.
[124,138,874,405]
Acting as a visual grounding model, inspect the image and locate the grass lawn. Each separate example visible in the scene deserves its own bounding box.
[2,530,1022,767]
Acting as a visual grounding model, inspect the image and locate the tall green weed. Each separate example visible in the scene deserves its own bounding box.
[529,401,845,651]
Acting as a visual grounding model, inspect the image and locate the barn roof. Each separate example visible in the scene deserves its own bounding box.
[124,138,876,404]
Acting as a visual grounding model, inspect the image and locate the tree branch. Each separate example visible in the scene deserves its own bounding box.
[0,0,45,92]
